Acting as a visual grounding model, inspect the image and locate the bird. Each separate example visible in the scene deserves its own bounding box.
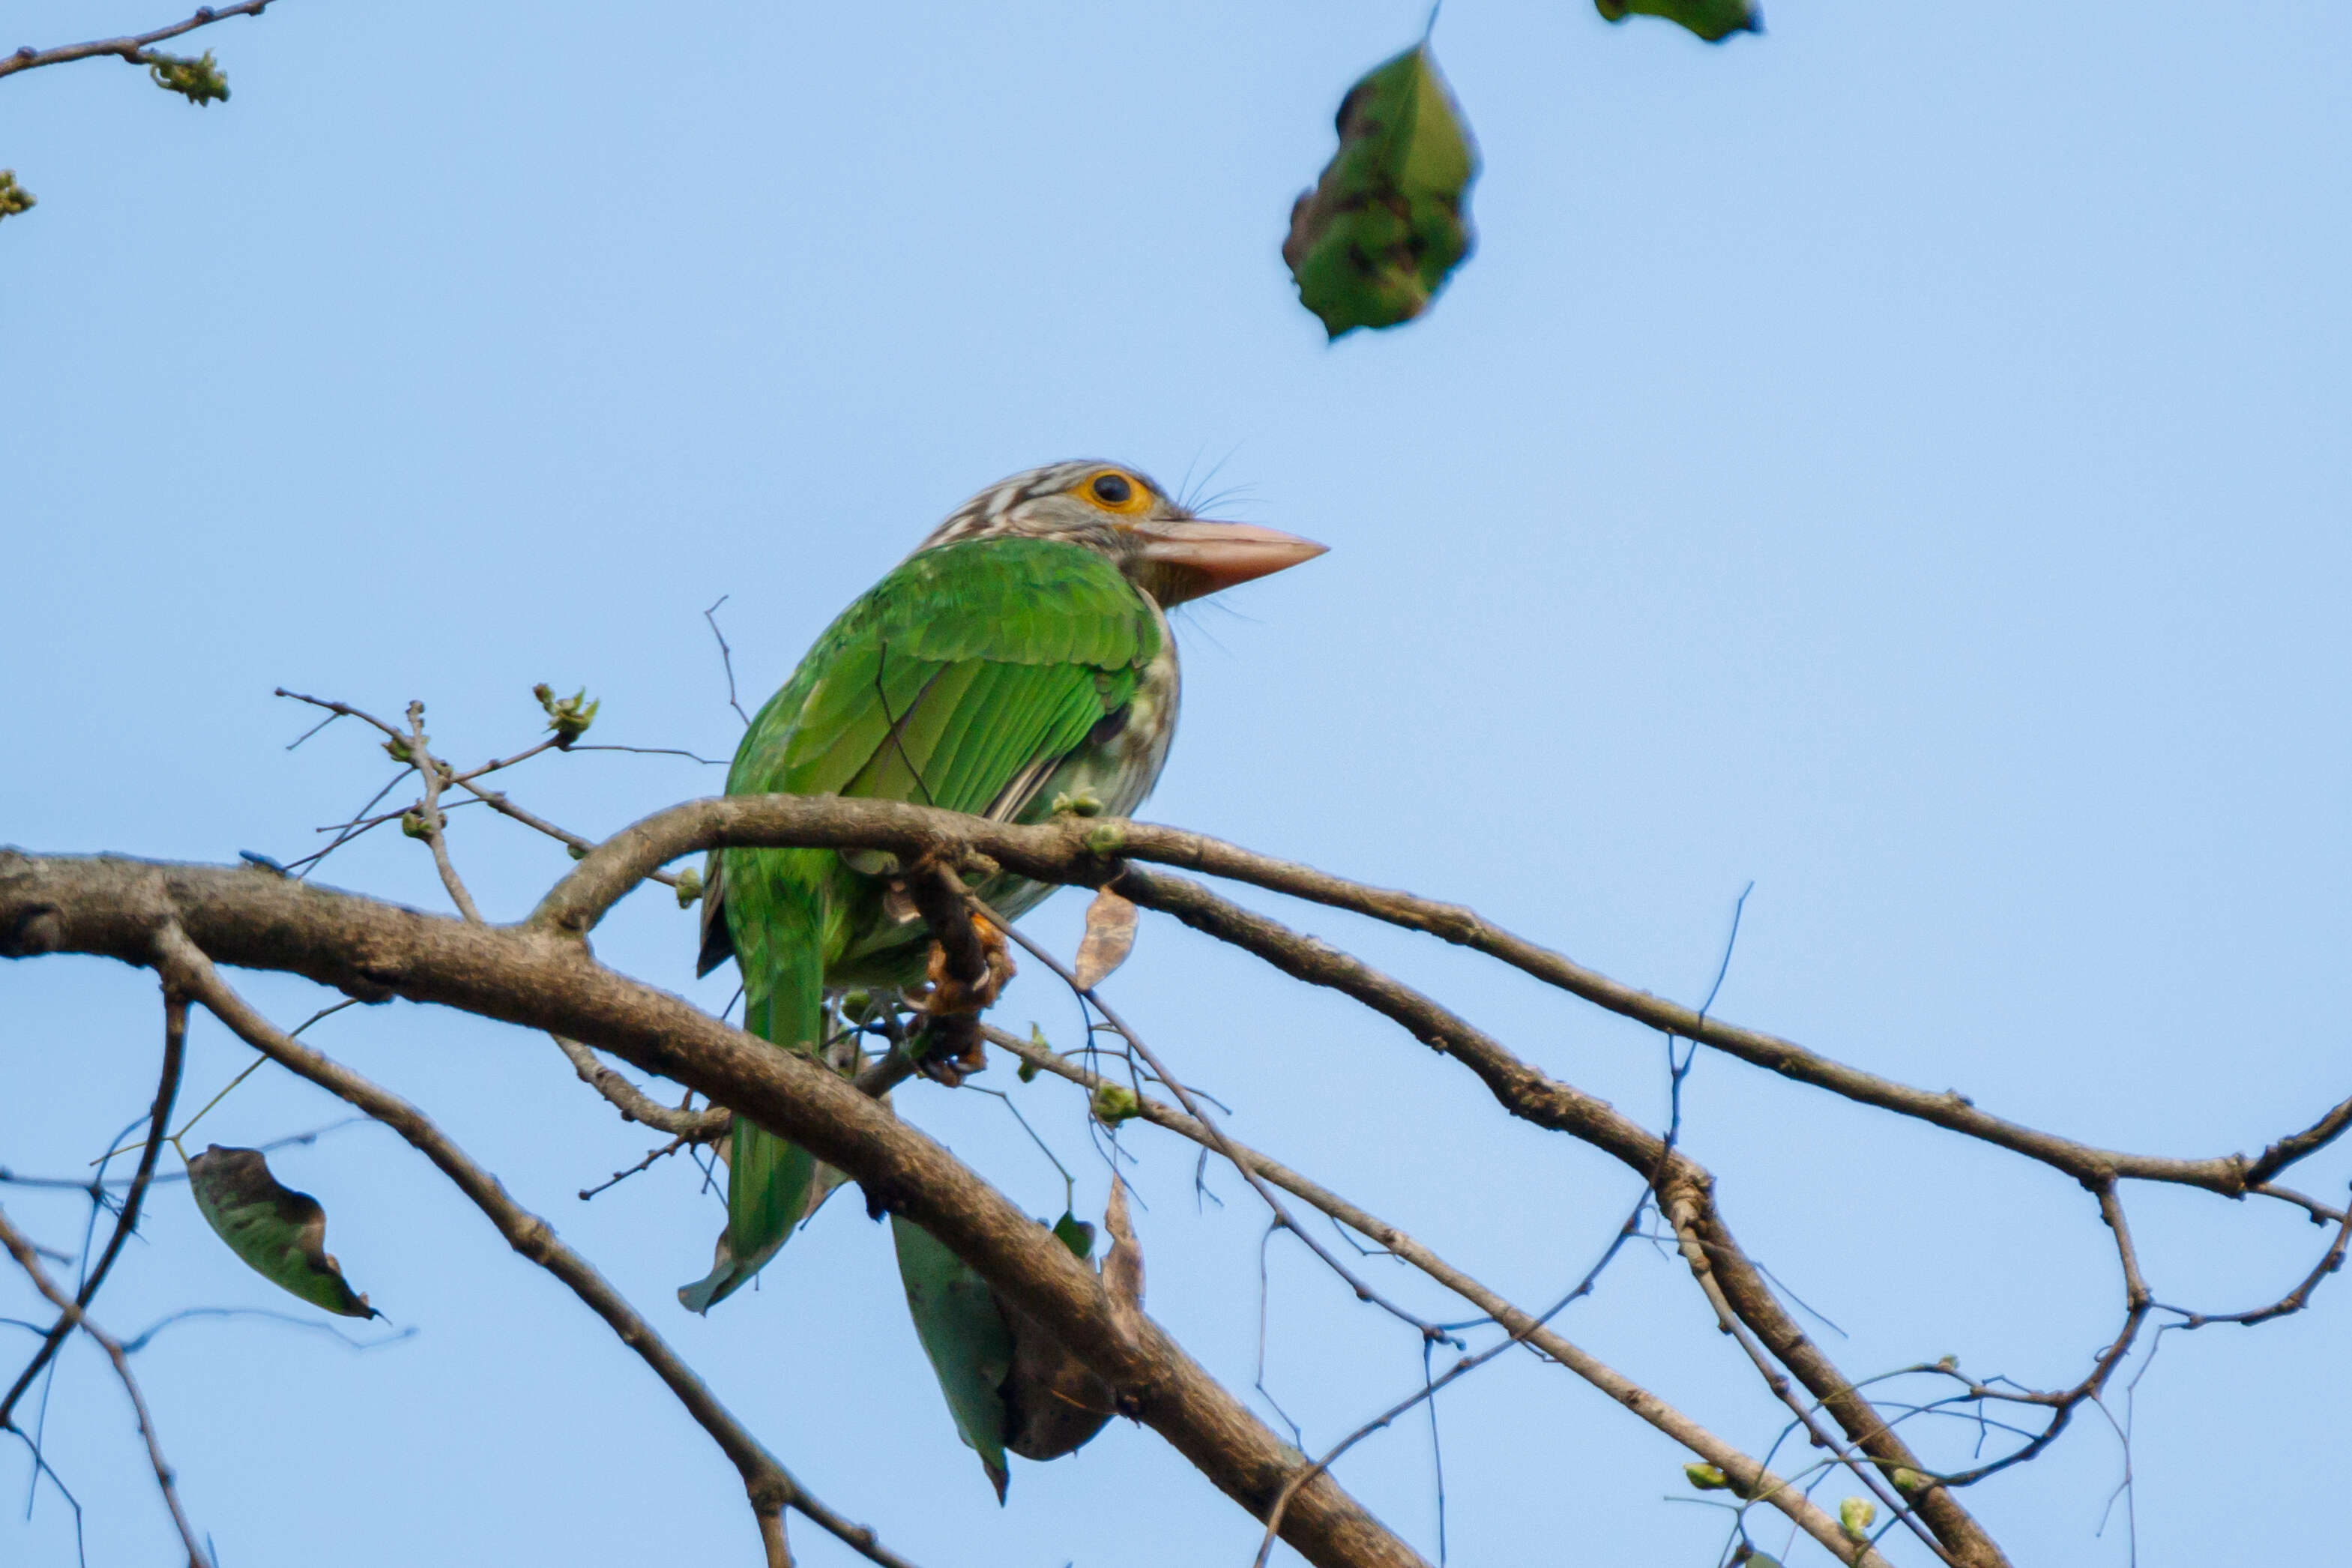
[682,460,1325,1312]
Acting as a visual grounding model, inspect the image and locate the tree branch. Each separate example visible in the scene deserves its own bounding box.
[0,983,186,1429]
[0,2,274,82]
[0,1206,208,1567]
[530,796,2324,1209]
[981,1025,1891,1568]
[0,850,1429,1568]
[155,929,911,1568]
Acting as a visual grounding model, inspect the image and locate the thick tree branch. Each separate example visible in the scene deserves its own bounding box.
[0,2,272,81]
[157,930,907,1568]
[0,850,1428,1568]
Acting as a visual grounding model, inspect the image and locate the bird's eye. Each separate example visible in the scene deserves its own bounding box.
[1091,473,1135,507]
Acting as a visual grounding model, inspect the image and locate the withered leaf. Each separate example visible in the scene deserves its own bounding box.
[996,1186,1144,1464]
[1282,43,1479,338]
[1595,0,1761,43]
[186,1145,379,1319]
[1072,886,1138,991]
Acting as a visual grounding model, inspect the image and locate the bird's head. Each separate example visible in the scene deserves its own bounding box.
[911,460,1327,607]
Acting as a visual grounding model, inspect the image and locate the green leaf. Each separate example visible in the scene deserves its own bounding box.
[148,49,231,106]
[1282,43,1479,338]
[186,1145,378,1318]
[1051,1212,1095,1261]
[0,170,34,221]
[1838,1496,1878,1543]
[1594,0,1761,43]
[890,1215,1013,1501]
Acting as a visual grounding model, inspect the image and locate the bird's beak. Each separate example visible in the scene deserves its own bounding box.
[1129,518,1329,605]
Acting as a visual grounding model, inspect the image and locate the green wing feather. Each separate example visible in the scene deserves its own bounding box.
[681,539,1159,1313]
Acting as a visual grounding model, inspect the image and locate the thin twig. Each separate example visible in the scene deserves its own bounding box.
[0,1207,208,1567]
[982,1027,1881,1564]
[0,987,186,1429]
[974,896,1462,1348]
[706,596,751,727]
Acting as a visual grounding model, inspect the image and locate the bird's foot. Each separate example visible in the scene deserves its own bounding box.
[911,914,1015,1083]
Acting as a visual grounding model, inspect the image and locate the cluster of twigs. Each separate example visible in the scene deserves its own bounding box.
[3,678,2348,1568]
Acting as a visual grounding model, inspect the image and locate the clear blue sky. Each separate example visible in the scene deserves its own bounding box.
[4,4,2346,1565]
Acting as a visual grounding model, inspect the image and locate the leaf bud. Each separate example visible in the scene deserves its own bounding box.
[536,684,599,747]
[1089,1083,1141,1127]
[148,49,229,106]
[672,867,704,908]
[1683,1462,1731,1492]
[1837,1497,1876,1543]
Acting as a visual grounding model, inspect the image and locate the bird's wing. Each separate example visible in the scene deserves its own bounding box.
[697,537,1155,975]
[759,537,1154,814]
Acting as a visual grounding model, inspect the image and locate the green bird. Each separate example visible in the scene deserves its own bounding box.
[684,460,1324,1312]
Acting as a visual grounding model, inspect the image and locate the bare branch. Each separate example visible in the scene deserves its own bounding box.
[155,932,914,1568]
[983,1024,1889,1567]
[0,984,186,1429]
[2246,1091,2352,1187]
[528,795,2325,1213]
[0,1206,208,1567]
[0,1,274,82]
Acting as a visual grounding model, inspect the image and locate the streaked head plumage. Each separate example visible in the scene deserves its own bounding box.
[910,460,1327,607]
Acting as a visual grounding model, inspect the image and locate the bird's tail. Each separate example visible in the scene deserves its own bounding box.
[678,942,825,1315]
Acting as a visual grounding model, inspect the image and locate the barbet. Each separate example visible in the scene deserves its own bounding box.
[684,460,1325,1311]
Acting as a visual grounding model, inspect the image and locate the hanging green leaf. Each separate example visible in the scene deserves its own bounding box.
[1050,1212,1095,1261]
[890,1214,1013,1501]
[186,1145,379,1318]
[1282,42,1479,338]
[1594,0,1762,44]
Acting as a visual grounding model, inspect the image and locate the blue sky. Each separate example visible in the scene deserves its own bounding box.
[4,3,2347,1565]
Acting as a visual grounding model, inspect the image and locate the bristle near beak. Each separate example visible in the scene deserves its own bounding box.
[1130,519,1328,605]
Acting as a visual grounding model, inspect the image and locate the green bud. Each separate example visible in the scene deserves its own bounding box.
[398,808,433,839]
[1083,823,1125,858]
[1683,1462,1731,1492]
[536,684,599,747]
[1089,1083,1141,1126]
[1891,1467,1929,1495]
[1049,788,1104,817]
[1934,1354,1959,1373]
[839,988,873,1023]
[565,842,589,861]
[148,49,229,106]
[672,867,704,908]
[383,735,414,765]
[1837,1497,1876,1543]
[0,170,34,220]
